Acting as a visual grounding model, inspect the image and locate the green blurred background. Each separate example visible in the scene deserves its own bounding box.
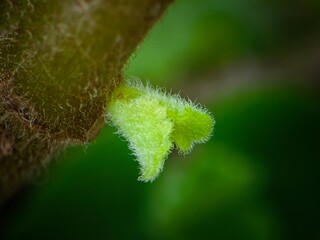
[1,0,320,239]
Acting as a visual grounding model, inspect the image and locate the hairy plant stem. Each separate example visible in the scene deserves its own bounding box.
[0,0,173,203]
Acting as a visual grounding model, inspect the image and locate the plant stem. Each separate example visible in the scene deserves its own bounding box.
[0,0,173,203]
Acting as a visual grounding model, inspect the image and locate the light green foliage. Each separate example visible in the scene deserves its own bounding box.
[107,79,214,182]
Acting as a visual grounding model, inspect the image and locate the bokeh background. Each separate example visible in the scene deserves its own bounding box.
[1,0,320,239]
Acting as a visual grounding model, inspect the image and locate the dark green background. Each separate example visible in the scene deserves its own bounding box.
[1,0,319,239]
